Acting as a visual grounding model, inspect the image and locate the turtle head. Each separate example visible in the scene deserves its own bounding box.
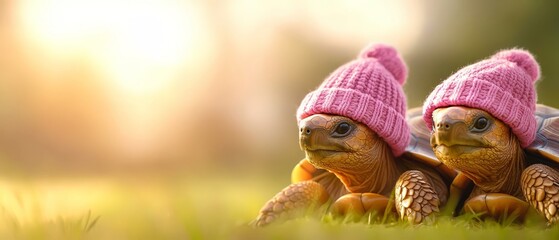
[299,114,384,171]
[430,106,520,184]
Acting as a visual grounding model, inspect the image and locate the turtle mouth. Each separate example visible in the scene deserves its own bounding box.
[304,148,348,169]
[305,147,343,154]
[431,128,489,155]
[434,143,484,155]
[304,147,346,158]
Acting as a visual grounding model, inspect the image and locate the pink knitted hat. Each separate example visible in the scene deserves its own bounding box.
[423,49,540,147]
[296,43,410,156]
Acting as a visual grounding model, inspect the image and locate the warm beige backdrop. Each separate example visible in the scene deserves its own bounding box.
[0,0,557,179]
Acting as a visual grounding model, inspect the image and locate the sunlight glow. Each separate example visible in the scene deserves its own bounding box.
[15,0,214,160]
[10,0,425,164]
[17,0,202,96]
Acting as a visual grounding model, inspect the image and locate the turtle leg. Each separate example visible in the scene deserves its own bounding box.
[462,193,529,222]
[444,172,474,216]
[330,193,396,221]
[522,164,559,224]
[253,180,330,227]
[394,170,441,224]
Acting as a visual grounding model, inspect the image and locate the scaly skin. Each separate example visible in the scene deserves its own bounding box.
[253,181,329,227]
[395,170,441,224]
[254,114,447,226]
[522,164,559,224]
[431,106,532,222]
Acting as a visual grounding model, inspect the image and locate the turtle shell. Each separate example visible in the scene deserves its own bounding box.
[404,107,457,183]
[525,104,559,165]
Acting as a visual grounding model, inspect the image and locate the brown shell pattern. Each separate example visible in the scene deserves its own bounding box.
[526,104,559,163]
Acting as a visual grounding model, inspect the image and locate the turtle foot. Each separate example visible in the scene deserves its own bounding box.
[330,193,395,221]
[395,170,440,224]
[522,164,559,224]
[253,180,329,227]
[462,193,529,222]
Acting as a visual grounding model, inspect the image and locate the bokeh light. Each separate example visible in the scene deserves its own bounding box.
[0,0,556,177]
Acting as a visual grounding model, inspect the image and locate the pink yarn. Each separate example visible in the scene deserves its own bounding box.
[423,48,540,147]
[297,43,410,156]
[358,43,408,85]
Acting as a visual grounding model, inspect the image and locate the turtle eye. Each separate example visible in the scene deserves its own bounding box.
[472,117,489,132]
[332,122,353,137]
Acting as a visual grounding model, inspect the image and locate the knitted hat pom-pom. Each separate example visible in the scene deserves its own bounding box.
[492,49,540,82]
[358,43,408,85]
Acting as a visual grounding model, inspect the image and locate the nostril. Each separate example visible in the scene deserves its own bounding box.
[435,122,452,130]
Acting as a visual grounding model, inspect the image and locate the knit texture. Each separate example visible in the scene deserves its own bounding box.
[297,43,409,156]
[423,49,540,147]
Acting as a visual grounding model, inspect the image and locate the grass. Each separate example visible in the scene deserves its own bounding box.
[0,173,558,240]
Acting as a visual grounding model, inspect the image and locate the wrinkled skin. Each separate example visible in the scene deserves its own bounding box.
[253,114,448,226]
[300,114,400,195]
[431,106,559,224]
[431,106,525,197]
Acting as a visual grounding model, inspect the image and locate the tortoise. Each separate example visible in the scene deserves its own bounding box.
[253,44,456,226]
[423,48,559,224]
[252,109,457,226]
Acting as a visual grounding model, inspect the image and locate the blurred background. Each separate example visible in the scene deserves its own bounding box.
[0,0,558,179]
